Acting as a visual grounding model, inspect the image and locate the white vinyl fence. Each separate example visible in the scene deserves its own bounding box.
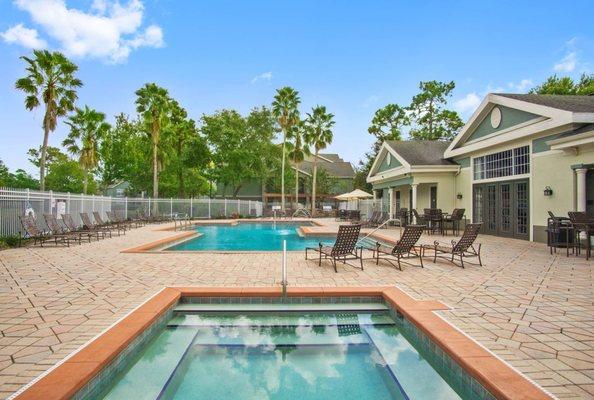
[0,187,263,237]
[338,199,389,218]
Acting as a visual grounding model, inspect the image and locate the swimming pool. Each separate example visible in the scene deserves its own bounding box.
[97,305,469,399]
[165,222,336,251]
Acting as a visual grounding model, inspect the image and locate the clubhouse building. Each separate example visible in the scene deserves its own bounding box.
[367,94,594,242]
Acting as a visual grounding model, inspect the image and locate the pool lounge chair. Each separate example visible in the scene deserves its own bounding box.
[43,214,84,244]
[19,215,73,247]
[305,224,363,272]
[358,211,379,227]
[80,212,121,236]
[368,225,425,270]
[62,214,106,241]
[431,223,483,268]
[94,211,127,234]
[107,211,139,229]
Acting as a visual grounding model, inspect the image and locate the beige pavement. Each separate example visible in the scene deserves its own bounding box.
[0,219,592,399]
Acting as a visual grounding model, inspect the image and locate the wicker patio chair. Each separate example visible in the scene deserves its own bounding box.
[62,214,105,241]
[431,223,483,268]
[443,208,465,235]
[19,215,73,247]
[43,214,83,244]
[80,212,120,236]
[368,225,425,270]
[305,224,363,272]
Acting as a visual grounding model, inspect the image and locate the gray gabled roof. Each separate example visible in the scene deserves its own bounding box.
[295,154,355,178]
[496,94,594,113]
[556,123,594,139]
[385,140,455,166]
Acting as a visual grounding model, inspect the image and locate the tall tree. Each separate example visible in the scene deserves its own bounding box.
[245,107,279,202]
[304,105,335,214]
[408,80,463,141]
[165,100,193,197]
[368,103,408,141]
[272,87,300,211]
[287,121,310,209]
[530,73,594,95]
[135,83,171,199]
[63,106,110,194]
[15,50,82,190]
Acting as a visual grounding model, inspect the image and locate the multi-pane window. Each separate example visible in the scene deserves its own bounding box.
[473,146,530,180]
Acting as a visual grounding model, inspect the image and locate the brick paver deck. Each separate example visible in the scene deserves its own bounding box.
[0,220,592,399]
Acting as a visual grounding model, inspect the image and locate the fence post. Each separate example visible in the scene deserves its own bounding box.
[224,198,227,217]
[49,190,53,214]
[170,198,173,217]
[237,198,240,216]
[190,197,193,219]
[125,197,128,219]
[92,194,95,214]
[208,198,211,219]
[248,200,251,216]
[67,192,71,214]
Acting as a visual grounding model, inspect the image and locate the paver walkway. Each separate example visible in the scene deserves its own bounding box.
[0,220,592,399]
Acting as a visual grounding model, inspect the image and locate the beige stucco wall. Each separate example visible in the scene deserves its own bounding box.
[412,172,457,212]
[532,147,594,228]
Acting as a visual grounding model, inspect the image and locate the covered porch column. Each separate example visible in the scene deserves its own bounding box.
[411,183,418,222]
[576,168,588,212]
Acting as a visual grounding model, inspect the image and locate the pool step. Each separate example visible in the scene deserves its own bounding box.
[174,303,389,313]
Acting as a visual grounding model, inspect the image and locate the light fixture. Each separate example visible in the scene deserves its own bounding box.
[457,193,463,199]
[543,186,553,196]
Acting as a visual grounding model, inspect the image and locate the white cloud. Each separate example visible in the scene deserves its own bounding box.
[507,78,533,93]
[6,0,164,63]
[251,71,273,84]
[454,92,481,114]
[553,52,577,72]
[1,23,47,49]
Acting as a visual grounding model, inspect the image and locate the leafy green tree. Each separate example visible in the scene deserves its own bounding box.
[408,80,463,140]
[368,104,408,141]
[287,121,310,208]
[530,73,594,95]
[15,50,82,191]
[135,83,171,199]
[272,87,301,211]
[28,147,93,193]
[63,106,110,194]
[304,105,335,214]
[0,160,39,189]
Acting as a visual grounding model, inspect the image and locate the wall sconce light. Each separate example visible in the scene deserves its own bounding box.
[457,193,463,199]
[543,186,553,196]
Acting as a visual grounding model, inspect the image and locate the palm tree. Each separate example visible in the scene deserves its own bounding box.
[272,87,300,211]
[63,106,110,194]
[287,121,310,209]
[15,50,82,190]
[166,100,195,197]
[135,83,171,199]
[304,106,335,215]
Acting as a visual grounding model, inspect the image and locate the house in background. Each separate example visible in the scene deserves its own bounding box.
[104,181,131,198]
[367,93,594,242]
[216,153,355,208]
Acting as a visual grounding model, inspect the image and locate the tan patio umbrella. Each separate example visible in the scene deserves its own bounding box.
[335,189,373,210]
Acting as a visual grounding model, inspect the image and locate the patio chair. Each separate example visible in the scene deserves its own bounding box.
[62,214,106,241]
[94,211,127,234]
[368,225,425,270]
[107,211,139,229]
[80,212,121,236]
[372,211,390,228]
[431,223,483,268]
[568,211,593,260]
[359,211,379,227]
[411,209,426,225]
[443,208,465,235]
[43,214,83,244]
[19,215,73,247]
[305,224,363,272]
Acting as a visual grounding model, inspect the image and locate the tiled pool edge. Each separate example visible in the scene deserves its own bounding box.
[11,286,553,400]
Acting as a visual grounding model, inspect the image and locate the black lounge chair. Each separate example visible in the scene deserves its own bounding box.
[431,223,483,268]
[43,214,83,244]
[107,211,139,229]
[368,225,425,270]
[19,215,73,247]
[80,212,121,236]
[305,224,363,272]
[62,214,105,241]
[359,211,380,227]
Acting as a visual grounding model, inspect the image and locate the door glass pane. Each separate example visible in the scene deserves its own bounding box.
[473,186,483,223]
[487,186,496,231]
[516,182,528,235]
[500,184,511,233]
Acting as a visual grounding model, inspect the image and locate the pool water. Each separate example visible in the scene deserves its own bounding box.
[98,308,469,400]
[165,222,337,251]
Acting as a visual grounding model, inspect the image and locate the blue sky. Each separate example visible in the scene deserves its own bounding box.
[1,0,593,175]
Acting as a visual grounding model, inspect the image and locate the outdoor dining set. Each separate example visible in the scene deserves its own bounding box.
[546,211,594,260]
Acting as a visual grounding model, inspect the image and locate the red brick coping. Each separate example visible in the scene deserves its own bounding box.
[13,287,552,400]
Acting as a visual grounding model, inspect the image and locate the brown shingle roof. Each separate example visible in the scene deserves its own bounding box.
[496,94,594,113]
[385,140,455,166]
[296,154,355,178]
